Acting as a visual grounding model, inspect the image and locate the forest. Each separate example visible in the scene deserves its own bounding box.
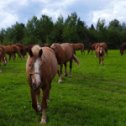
[0,12,126,49]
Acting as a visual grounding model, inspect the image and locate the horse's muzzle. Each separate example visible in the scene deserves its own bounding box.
[32,83,41,90]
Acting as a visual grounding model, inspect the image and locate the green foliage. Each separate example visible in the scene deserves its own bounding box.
[1,13,126,48]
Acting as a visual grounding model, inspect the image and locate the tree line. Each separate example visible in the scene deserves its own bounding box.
[0,12,126,49]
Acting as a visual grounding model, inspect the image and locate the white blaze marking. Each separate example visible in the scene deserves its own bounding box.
[34,59,41,85]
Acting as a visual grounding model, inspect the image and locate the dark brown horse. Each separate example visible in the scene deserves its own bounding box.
[95,45,105,65]
[120,42,126,55]
[26,45,58,124]
[51,43,79,83]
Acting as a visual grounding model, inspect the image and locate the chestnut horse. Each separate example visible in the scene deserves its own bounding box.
[26,45,58,124]
[88,42,108,55]
[51,43,79,83]
[2,44,22,60]
[95,45,105,65]
[120,42,126,55]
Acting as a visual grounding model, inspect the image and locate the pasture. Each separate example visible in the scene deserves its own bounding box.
[0,50,126,126]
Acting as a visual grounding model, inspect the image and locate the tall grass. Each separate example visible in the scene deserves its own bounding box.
[0,50,126,126]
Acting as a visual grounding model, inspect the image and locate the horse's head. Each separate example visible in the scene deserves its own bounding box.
[28,45,43,90]
[99,46,103,54]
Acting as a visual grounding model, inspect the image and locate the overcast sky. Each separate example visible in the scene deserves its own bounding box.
[0,0,126,29]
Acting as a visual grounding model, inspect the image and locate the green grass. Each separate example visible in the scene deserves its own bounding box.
[0,50,126,126]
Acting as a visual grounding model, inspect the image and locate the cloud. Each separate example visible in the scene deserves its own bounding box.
[0,11,18,29]
[33,0,76,20]
[91,0,126,25]
[0,0,126,29]
[0,0,29,29]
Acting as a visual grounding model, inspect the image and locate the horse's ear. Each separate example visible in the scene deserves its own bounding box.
[28,49,33,57]
[39,49,43,57]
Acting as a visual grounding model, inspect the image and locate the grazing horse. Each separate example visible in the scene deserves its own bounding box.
[71,43,84,54]
[51,43,79,83]
[26,45,58,124]
[2,44,22,60]
[95,45,105,65]
[120,42,126,55]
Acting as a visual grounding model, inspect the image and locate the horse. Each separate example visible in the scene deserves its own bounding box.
[95,45,105,65]
[1,44,22,60]
[120,42,126,55]
[88,42,108,55]
[71,43,84,54]
[51,43,79,83]
[99,42,108,55]
[26,45,58,124]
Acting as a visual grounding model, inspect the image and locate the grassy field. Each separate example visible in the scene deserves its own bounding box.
[0,50,126,126]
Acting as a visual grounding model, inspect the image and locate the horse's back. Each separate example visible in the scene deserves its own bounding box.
[61,43,74,60]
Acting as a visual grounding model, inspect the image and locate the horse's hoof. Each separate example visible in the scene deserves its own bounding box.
[58,79,63,83]
[40,119,46,124]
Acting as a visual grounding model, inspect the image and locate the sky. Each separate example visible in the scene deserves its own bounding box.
[0,0,126,29]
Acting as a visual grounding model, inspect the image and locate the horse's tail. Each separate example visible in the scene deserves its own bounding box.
[72,55,79,65]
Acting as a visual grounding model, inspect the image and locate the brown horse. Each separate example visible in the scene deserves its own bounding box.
[88,42,108,55]
[2,44,22,60]
[99,42,108,54]
[51,43,79,83]
[26,45,58,124]
[95,45,105,65]
[71,43,84,54]
[120,42,126,55]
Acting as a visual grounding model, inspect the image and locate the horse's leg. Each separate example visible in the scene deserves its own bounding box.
[58,64,63,83]
[36,89,41,112]
[69,59,72,77]
[64,62,68,76]
[18,50,23,59]
[40,86,50,124]
[13,53,16,60]
[102,57,104,65]
[8,54,11,60]
[99,57,101,64]
[30,89,38,112]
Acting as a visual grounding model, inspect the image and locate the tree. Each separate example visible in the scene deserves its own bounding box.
[25,16,39,44]
[38,15,54,43]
